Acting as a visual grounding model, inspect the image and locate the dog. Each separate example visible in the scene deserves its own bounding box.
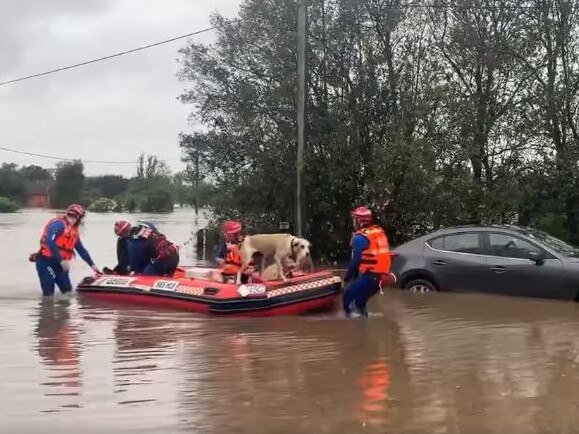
[236,233,312,283]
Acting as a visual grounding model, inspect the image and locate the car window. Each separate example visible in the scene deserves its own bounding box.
[488,233,541,259]
[527,230,579,258]
[428,233,483,254]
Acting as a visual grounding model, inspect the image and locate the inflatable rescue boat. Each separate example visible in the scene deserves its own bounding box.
[76,266,342,316]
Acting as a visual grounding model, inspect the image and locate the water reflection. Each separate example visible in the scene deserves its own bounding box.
[355,358,391,426]
[33,299,82,411]
[388,292,579,434]
[165,317,400,433]
[73,299,403,433]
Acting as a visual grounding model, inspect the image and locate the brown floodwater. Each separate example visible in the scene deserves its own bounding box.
[3,209,579,433]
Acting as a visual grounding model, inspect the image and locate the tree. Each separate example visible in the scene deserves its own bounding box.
[139,188,174,213]
[19,165,52,182]
[131,153,174,212]
[519,0,579,241]
[177,0,579,254]
[51,161,85,208]
[428,0,536,221]
[84,175,130,198]
[0,197,19,213]
[0,163,26,204]
[177,0,448,252]
[136,153,170,180]
[179,132,213,214]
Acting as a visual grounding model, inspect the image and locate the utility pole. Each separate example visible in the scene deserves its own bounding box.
[296,0,306,237]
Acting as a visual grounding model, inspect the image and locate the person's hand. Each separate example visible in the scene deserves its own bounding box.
[60,260,71,272]
[91,264,102,274]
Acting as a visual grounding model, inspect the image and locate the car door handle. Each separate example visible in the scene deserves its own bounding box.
[432,260,447,266]
[490,266,506,274]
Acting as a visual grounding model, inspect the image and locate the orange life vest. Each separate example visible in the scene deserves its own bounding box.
[221,242,242,275]
[40,217,79,260]
[356,224,391,274]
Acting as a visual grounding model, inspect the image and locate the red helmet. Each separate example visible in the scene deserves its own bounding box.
[114,220,132,237]
[222,220,242,236]
[352,206,372,223]
[66,204,86,219]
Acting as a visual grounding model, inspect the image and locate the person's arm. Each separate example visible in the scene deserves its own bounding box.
[45,220,65,262]
[113,238,130,274]
[74,238,95,267]
[343,234,369,283]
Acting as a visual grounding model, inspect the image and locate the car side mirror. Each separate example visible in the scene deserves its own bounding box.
[528,251,545,265]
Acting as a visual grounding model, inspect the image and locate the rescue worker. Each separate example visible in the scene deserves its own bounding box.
[126,222,157,274]
[127,221,179,276]
[103,220,131,275]
[214,220,252,283]
[342,206,391,317]
[33,204,101,297]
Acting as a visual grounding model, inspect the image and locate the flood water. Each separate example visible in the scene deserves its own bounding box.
[3,209,579,433]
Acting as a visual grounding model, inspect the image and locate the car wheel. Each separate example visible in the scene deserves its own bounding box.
[404,278,436,293]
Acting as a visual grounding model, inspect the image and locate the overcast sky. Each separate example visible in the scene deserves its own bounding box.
[0,0,241,176]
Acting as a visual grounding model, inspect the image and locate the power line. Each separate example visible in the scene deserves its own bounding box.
[0,145,176,164]
[0,26,216,86]
[0,4,539,88]
[0,4,537,87]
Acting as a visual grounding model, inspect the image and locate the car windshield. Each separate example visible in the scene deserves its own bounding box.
[527,230,579,258]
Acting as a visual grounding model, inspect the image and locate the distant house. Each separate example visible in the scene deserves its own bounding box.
[26,181,52,208]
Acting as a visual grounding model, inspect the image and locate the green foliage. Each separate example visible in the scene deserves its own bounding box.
[138,187,174,213]
[177,0,579,257]
[88,197,118,213]
[136,153,170,180]
[124,195,139,213]
[125,153,176,213]
[85,175,130,199]
[534,213,569,241]
[19,165,52,182]
[0,164,26,204]
[0,155,210,216]
[0,164,53,206]
[51,161,85,208]
[0,196,19,213]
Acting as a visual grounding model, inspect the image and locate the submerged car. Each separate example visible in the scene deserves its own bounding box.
[390,225,579,301]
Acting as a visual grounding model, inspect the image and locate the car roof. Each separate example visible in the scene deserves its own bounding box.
[429,224,539,236]
[392,224,548,249]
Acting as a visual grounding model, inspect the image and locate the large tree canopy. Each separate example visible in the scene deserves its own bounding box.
[179,0,579,258]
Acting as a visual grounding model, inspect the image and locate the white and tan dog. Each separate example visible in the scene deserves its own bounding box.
[237,233,312,283]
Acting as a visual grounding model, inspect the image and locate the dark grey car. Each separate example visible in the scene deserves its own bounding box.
[390,225,579,300]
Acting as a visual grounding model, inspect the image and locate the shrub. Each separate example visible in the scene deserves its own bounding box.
[139,188,174,213]
[0,196,19,213]
[88,197,117,213]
